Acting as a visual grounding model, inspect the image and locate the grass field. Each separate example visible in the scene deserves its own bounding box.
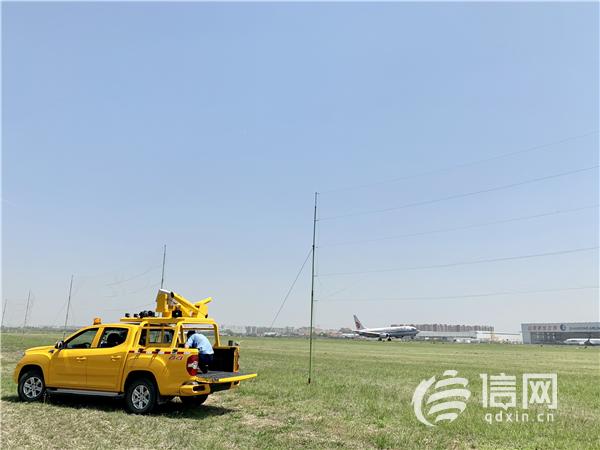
[1,332,599,449]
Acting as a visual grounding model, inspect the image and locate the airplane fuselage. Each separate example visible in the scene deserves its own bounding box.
[352,315,419,340]
[564,338,600,346]
[355,326,419,339]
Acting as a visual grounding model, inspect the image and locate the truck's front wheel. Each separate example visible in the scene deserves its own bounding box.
[125,378,157,414]
[18,369,45,402]
[180,395,208,407]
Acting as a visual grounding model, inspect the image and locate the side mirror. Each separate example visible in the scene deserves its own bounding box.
[55,340,65,350]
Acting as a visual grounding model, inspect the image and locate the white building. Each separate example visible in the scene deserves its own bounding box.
[521,322,600,344]
[416,330,522,343]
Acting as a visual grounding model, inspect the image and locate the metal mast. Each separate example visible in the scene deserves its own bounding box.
[161,244,167,289]
[63,275,74,338]
[1,299,7,329]
[308,192,318,384]
[22,290,31,333]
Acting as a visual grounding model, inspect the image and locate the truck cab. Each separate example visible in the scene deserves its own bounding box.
[13,289,257,414]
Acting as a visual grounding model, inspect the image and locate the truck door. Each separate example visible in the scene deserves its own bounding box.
[48,328,99,388]
[85,327,130,391]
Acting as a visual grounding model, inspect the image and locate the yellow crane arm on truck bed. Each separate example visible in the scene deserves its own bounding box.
[155,289,212,319]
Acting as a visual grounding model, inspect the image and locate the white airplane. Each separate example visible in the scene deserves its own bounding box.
[563,338,600,346]
[353,315,419,341]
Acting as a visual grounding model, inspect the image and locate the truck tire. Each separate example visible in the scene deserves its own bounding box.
[180,395,208,407]
[18,369,46,402]
[125,377,157,414]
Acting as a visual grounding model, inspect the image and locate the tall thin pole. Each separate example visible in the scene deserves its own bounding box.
[63,275,74,338]
[1,299,7,329]
[22,290,31,333]
[160,244,167,289]
[308,192,318,384]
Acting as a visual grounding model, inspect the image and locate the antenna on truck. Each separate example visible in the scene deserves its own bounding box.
[160,244,167,289]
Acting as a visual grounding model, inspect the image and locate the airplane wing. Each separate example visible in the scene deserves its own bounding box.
[360,331,388,338]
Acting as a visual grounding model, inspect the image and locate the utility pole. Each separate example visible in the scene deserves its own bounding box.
[161,244,167,289]
[1,299,7,329]
[308,192,318,384]
[63,275,74,339]
[22,290,31,333]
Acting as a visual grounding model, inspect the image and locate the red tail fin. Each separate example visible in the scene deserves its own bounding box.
[353,315,364,330]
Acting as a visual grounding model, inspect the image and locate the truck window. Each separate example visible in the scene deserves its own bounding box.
[139,327,175,347]
[65,328,99,349]
[179,326,217,347]
[148,329,162,344]
[138,329,147,346]
[163,329,174,343]
[97,327,129,348]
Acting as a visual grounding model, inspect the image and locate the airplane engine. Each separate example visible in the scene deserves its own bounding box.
[378,333,390,341]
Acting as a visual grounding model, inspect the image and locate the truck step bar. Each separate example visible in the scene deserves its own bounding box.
[47,388,122,398]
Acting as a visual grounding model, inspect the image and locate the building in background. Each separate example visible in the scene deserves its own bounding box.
[415,330,521,343]
[521,322,600,344]
[400,323,494,332]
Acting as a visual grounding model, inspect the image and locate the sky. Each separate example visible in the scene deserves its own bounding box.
[2,2,598,332]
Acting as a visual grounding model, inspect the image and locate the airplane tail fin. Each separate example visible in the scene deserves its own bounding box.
[353,315,365,330]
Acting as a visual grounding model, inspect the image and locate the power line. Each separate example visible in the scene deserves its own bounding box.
[268,248,313,331]
[321,131,598,194]
[104,281,161,298]
[68,247,165,281]
[320,164,599,221]
[318,286,599,303]
[106,265,161,286]
[100,300,160,313]
[50,298,69,327]
[319,204,599,247]
[319,246,598,277]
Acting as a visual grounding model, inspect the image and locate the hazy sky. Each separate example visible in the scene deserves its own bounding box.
[3,2,598,332]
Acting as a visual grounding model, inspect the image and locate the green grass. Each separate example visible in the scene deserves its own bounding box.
[1,333,599,449]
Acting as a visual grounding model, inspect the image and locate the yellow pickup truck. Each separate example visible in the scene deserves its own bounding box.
[13,289,257,414]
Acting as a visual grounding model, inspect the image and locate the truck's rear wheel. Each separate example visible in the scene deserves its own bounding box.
[18,369,45,402]
[180,394,208,407]
[125,378,157,414]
